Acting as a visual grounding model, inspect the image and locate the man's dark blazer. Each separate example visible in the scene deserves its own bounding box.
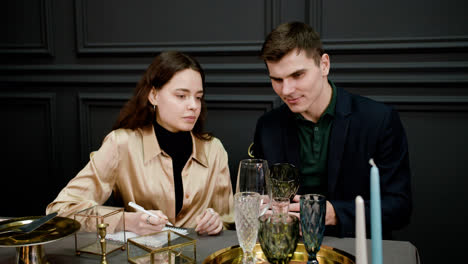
[253,86,412,238]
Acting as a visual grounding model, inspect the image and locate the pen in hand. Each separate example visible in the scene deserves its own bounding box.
[128,202,173,226]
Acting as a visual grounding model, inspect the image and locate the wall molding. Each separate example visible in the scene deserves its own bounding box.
[323,36,468,53]
[370,95,468,112]
[264,0,281,33]
[2,62,466,85]
[330,61,468,84]
[78,93,129,163]
[206,94,283,110]
[307,0,468,53]
[74,0,267,55]
[307,0,322,34]
[0,92,57,174]
[0,0,54,56]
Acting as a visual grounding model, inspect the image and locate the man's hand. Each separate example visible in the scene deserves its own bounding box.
[289,195,338,226]
[325,200,338,226]
[289,195,301,220]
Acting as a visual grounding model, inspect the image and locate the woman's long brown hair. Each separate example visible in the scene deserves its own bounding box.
[112,51,212,140]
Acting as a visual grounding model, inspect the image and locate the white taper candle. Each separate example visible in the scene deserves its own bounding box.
[355,195,368,264]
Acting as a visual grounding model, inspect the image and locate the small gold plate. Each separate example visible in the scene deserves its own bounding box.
[203,243,355,264]
[0,216,81,247]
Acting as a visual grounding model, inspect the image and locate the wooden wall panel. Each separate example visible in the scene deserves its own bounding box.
[0,0,53,55]
[321,0,468,52]
[75,0,270,54]
[394,105,468,251]
[0,93,57,216]
[78,93,129,163]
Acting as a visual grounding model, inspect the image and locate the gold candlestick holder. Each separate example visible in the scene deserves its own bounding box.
[98,223,109,264]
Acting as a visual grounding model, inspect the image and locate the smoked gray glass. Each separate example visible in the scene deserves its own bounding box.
[258,213,299,264]
[236,159,271,216]
[269,163,299,200]
[300,194,326,264]
[234,192,261,264]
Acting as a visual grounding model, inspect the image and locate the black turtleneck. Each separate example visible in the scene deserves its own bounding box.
[153,121,192,215]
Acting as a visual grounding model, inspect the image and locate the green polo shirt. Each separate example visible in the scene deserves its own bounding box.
[294,81,337,195]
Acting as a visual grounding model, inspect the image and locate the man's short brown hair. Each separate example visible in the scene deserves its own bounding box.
[261,22,324,65]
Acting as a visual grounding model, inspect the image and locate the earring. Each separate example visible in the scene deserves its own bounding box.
[153,105,156,111]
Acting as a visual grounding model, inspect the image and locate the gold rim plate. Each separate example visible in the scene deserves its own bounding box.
[203,243,355,264]
[0,216,81,247]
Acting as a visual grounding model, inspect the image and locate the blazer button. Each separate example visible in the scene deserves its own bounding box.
[185,193,190,199]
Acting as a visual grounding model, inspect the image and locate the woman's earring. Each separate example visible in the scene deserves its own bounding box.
[153,105,156,111]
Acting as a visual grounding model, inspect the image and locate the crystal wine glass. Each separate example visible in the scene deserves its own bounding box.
[236,159,271,216]
[234,192,261,264]
[300,194,326,264]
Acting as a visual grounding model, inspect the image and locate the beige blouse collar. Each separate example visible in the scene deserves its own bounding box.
[141,125,208,167]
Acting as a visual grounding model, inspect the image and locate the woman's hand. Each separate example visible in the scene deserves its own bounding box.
[195,208,223,235]
[125,210,168,235]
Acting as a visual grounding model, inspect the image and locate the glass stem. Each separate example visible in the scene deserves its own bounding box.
[307,254,319,264]
[243,250,256,264]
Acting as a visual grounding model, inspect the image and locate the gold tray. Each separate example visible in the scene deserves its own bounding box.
[0,216,81,247]
[203,243,355,264]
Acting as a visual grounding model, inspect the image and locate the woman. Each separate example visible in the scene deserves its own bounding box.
[46,51,233,235]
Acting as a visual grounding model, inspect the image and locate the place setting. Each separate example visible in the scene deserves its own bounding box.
[0,212,81,263]
[203,158,357,264]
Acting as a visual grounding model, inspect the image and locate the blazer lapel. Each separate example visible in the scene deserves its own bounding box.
[283,107,301,168]
[328,88,351,197]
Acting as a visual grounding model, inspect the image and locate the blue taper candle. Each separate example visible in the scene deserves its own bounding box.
[370,159,383,264]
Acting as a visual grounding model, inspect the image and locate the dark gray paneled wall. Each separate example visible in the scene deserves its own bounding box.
[1,1,467,263]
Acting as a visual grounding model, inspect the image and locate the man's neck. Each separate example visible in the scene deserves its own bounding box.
[301,80,333,123]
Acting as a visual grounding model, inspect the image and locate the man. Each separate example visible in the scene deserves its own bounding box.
[252,22,411,238]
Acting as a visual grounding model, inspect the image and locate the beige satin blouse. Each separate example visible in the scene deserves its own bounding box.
[46,125,234,229]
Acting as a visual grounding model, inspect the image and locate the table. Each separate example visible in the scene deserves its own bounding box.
[0,230,420,264]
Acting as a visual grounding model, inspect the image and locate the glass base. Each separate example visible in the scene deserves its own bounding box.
[307,253,319,264]
[242,250,257,264]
